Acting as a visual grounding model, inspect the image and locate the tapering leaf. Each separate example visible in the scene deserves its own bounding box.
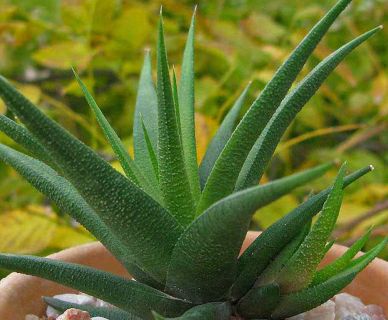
[166,163,330,302]
[73,69,159,200]
[0,143,162,288]
[0,114,54,166]
[232,165,373,299]
[0,75,183,282]
[199,82,252,189]
[311,227,372,285]
[271,239,388,319]
[179,9,201,202]
[235,28,381,190]
[141,116,159,180]
[256,221,311,286]
[153,303,231,320]
[157,13,196,226]
[0,254,192,319]
[133,51,159,186]
[197,0,354,213]
[276,163,347,293]
[44,297,135,320]
[172,66,181,140]
[237,283,280,319]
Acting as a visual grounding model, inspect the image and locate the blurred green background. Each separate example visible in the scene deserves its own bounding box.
[0,0,387,264]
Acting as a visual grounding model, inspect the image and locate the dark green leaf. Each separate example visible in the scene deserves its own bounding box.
[199,82,252,189]
[141,116,159,181]
[154,302,231,320]
[235,28,381,190]
[166,163,330,302]
[0,254,192,319]
[178,9,201,202]
[237,283,280,319]
[197,0,354,213]
[157,13,196,226]
[0,75,183,282]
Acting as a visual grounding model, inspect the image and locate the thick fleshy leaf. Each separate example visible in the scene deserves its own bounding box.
[157,13,196,226]
[141,116,159,181]
[237,283,280,319]
[256,221,311,286]
[44,297,135,320]
[73,70,159,200]
[0,114,54,166]
[235,28,381,190]
[231,165,373,299]
[0,143,161,288]
[153,302,231,320]
[133,51,159,187]
[179,9,201,202]
[271,239,388,319]
[199,82,252,189]
[197,0,354,213]
[0,255,192,319]
[276,164,347,293]
[0,75,183,282]
[172,67,181,140]
[166,163,331,302]
[311,227,372,286]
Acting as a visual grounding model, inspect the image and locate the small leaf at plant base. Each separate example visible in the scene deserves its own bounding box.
[44,297,136,320]
[276,163,347,293]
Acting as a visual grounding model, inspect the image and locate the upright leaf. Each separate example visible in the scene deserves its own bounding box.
[276,164,347,293]
[197,0,354,213]
[133,51,159,186]
[235,28,381,190]
[141,116,159,180]
[166,163,331,302]
[157,13,196,226]
[232,165,373,299]
[0,143,161,288]
[199,82,252,189]
[179,9,201,201]
[271,239,388,318]
[0,76,183,282]
[73,70,160,200]
[0,255,192,319]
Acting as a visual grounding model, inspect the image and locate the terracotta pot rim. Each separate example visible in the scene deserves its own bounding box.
[0,231,387,319]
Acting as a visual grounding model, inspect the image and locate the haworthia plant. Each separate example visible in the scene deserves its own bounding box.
[0,1,385,319]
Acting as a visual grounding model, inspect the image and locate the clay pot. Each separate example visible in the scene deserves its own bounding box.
[0,231,387,319]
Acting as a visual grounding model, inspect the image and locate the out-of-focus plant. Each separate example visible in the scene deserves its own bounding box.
[0,0,387,258]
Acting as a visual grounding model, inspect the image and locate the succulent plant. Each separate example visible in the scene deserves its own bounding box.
[0,0,386,319]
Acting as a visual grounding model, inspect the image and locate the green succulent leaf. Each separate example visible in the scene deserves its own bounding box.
[133,51,159,187]
[0,114,55,167]
[235,28,381,190]
[199,82,252,190]
[232,165,373,299]
[153,302,232,320]
[141,115,159,181]
[172,67,182,142]
[44,297,136,320]
[197,0,354,213]
[237,283,280,319]
[311,227,372,286]
[0,75,183,282]
[271,238,388,319]
[256,220,311,287]
[0,143,162,288]
[157,13,196,226]
[73,69,160,200]
[276,163,347,293]
[178,9,201,202]
[0,254,192,319]
[166,163,330,302]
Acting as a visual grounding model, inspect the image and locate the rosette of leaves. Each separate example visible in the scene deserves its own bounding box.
[0,0,386,319]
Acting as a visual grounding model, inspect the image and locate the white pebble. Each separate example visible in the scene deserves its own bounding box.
[25,315,40,320]
[305,300,335,320]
